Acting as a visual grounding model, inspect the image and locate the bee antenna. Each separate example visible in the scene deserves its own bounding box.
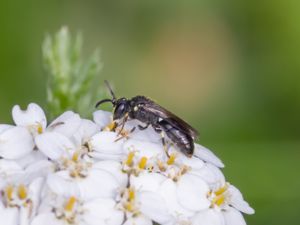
[104,80,117,101]
[95,99,113,108]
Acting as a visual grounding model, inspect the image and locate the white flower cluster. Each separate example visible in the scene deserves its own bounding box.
[0,103,254,225]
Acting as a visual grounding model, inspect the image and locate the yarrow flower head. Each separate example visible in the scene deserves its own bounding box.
[0,103,254,225]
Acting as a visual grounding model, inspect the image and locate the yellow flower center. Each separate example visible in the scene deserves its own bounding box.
[120,187,139,215]
[18,185,27,200]
[128,189,135,201]
[215,185,227,196]
[167,153,177,165]
[125,152,135,167]
[72,151,80,162]
[138,157,148,169]
[37,123,43,134]
[2,184,30,208]
[211,184,228,207]
[103,121,117,131]
[5,185,13,201]
[64,196,77,212]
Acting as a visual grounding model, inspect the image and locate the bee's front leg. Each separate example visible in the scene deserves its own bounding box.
[116,113,129,136]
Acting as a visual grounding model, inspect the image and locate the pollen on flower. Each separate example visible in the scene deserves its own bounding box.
[27,122,44,135]
[117,187,140,217]
[18,184,27,200]
[128,188,135,201]
[167,153,177,165]
[103,121,117,131]
[5,185,13,201]
[60,153,92,178]
[64,196,77,211]
[125,152,135,167]
[213,194,225,206]
[138,157,148,169]
[122,151,153,176]
[2,184,31,209]
[72,151,80,162]
[210,184,229,207]
[215,185,228,196]
[52,195,84,224]
[37,123,44,134]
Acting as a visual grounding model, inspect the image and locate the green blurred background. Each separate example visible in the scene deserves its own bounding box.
[0,1,299,224]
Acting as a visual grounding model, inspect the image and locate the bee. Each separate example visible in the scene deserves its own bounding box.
[96,81,199,157]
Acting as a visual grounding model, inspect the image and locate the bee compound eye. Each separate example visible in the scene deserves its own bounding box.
[114,103,127,120]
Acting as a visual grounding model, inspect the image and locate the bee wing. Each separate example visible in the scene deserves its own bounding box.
[142,101,199,139]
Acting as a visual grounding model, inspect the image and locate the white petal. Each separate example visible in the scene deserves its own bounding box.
[0,207,19,225]
[228,185,255,214]
[47,171,80,197]
[0,126,34,159]
[161,221,177,225]
[123,139,162,158]
[139,191,173,224]
[223,207,247,225]
[125,120,161,143]
[83,198,124,225]
[12,103,47,129]
[28,177,45,216]
[130,172,166,192]
[192,209,225,225]
[89,152,123,161]
[123,215,152,225]
[177,174,211,211]
[35,132,75,160]
[20,206,31,225]
[191,163,225,190]
[194,144,224,168]
[0,124,13,134]
[0,160,22,189]
[12,161,52,188]
[158,179,194,217]
[48,111,81,138]
[0,159,22,174]
[72,119,98,146]
[23,160,54,181]
[31,213,64,225]
[93,110,113,129]
[93,161,128,187]
[15,151,47,169]
[38,188,59,214]
[175,151,205,170]
[90,131,125,155]
[79,169,119,200]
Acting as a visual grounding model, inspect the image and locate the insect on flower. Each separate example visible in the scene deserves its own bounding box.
[95,81,199,157]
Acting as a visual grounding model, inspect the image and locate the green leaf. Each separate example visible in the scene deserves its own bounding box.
[42,26,105,119]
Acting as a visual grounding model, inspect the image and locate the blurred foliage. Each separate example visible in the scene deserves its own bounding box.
[0,1,299,224]
[43,27,103,119]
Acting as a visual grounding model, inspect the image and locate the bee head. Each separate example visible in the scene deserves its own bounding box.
[113,98,130,120]
[95,81,131,120]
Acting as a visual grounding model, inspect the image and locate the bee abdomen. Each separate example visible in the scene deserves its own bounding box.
[158,120,194,157]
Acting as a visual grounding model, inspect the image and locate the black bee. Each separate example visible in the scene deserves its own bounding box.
[96,81,199,157]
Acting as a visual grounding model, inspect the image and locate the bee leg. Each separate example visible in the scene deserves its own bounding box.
[114,126,136,142]
[138,123,150,130]
[130,126,136,133]
[152,125,170,157]
[117,113,129,136]
[161,132,170,158]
